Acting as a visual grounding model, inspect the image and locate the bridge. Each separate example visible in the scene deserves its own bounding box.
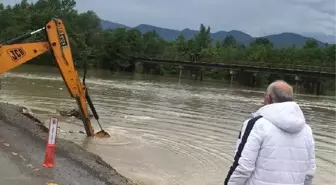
[132,57,335,78]
[132,57,335,95]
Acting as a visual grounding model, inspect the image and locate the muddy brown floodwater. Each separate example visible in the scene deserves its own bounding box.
[0,65,335,185]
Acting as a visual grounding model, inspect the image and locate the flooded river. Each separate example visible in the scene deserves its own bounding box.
[0,65,335,185]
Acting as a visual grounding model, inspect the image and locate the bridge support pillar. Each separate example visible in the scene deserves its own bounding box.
[252,73,257,87]
[134,61,144,73]
[200,68,205,81]
[230,70,237,84]
[178,65,183,82]
[294,75,300,94]
[313,81,321,96]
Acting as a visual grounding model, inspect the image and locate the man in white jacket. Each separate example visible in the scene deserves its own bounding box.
[224,80,316,185]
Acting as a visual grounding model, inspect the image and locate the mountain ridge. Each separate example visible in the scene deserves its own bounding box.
[100,19,334,48]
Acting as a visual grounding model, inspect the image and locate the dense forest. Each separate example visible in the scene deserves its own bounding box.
[0,0,335,92]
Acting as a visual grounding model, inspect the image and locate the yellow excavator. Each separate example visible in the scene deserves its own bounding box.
[0,18,110,138]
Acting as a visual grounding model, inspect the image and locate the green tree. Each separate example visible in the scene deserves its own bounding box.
[222,35,237,48]
[251,38,273,48]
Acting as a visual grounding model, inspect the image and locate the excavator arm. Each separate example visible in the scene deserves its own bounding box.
[0,18,109,138]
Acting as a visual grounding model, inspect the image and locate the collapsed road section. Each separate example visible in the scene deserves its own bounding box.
[0,102,137,185]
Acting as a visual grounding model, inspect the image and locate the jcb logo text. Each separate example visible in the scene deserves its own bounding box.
[7,48,26,62]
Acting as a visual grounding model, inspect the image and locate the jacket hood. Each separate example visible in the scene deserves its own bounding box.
[252,101,306,133]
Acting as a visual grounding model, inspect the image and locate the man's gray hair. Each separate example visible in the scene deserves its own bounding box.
[267,80,294,103]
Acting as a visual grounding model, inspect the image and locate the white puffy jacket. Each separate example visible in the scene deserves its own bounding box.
[224,101,316,185]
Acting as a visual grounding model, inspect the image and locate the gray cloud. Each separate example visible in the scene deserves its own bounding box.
[288,0,335,16]
[1,0,335,37]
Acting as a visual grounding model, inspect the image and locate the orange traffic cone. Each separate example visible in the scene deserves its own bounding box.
[43,117,58,168]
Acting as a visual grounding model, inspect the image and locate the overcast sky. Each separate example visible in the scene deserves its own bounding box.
[2,0,335,37]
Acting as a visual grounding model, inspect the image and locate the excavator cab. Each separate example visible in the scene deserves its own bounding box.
[0,18,110,138]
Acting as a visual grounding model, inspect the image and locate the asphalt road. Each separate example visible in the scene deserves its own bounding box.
[0,147,48,185]
[0,103,136,185]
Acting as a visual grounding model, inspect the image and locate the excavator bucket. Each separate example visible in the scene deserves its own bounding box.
[82,61,110,138]
[95,130,110,138]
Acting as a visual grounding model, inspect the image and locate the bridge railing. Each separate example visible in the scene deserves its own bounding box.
[133,56,335,73]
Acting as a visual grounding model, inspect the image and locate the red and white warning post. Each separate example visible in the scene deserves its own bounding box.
[43,117,59,168]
